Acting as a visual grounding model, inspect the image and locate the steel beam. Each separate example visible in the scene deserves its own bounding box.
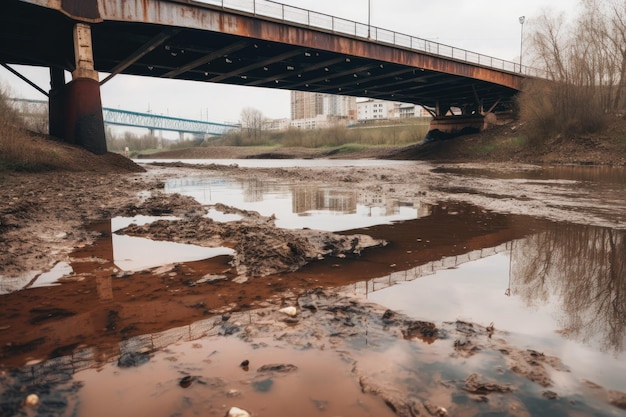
[101,29,181,85]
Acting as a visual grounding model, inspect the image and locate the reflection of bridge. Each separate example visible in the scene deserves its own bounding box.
[3,0,530,154]
[3,241,513,383]
[10,98,238,138]
[342,242,512,296]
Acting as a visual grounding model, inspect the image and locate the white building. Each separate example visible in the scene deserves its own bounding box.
[357,99,430,121]
[288,91,357,130]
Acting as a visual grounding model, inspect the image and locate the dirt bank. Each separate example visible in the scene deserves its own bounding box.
[142,119,626,166]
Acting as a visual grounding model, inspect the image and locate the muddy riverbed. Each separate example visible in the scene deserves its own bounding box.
[1,159,626,416]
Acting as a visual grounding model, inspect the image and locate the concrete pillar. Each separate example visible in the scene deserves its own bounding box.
[49,23,107,155]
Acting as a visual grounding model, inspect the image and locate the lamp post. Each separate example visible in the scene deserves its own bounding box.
[368,0,371,38]
[519,16,525,72]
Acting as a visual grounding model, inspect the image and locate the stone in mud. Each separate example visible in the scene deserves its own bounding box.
[25,394,39,406]
[225,406,251,417]
[117,351,150,368]
[279,306,297,317]
[179,375,197,388]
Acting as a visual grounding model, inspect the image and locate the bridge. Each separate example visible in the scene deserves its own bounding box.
[102,108,238,138]
[1,0,531,154]
[10,98,239,138]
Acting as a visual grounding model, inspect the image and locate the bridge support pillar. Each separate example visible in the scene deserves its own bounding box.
[49,23,107,155]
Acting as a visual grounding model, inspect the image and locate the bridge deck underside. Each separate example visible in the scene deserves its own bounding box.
[1,1,520,113]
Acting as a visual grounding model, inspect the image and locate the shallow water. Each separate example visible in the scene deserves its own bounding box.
[1,161,625,416]
[165,176,425,231]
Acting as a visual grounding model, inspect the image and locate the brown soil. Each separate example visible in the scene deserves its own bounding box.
[1,127,625,416]
[386,120,626,166]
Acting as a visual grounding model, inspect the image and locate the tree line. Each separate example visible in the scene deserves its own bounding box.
[520,0,626,136]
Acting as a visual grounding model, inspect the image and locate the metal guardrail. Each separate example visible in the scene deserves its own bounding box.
[195,0,542,77]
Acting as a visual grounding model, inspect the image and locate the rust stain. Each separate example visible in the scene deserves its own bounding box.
[61,0,101,22]
[142,0,150,20]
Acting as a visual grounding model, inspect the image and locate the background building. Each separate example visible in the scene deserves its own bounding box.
[290,91,357,129]
[357,99,430,122]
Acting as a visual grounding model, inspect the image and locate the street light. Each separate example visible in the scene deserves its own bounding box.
[368,0,371,38]
[519,16,525,72]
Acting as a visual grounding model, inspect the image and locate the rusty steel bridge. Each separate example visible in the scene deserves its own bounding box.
[1,0,531,154]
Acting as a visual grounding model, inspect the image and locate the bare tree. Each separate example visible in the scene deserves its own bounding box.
[240,107,264,144]
[520,0,626,136]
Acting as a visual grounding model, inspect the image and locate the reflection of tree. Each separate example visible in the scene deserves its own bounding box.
[512,224,626,352]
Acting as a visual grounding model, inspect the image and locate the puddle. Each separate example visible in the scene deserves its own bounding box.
[0,262,73,295]
[109,216,235,272]
[73,336,397,417]
[165,177,426,231]
[2,162,626,417]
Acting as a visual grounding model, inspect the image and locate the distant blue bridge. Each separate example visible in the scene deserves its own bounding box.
[102,108,239,137]
[11,98,239,138]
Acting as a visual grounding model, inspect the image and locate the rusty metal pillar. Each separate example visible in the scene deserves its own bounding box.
[49,23,107,154]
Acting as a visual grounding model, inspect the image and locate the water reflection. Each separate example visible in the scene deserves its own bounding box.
[166,177,426,231]
[110,216,235,271]
[358,221,626,358]
[512,223,626,352]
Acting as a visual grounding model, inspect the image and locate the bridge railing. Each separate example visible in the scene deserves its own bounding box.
[197,0,545,78]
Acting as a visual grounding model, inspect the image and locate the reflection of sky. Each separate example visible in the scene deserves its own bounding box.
[166,177,419,231]
[368,253,626,392]
[111,216,235,271]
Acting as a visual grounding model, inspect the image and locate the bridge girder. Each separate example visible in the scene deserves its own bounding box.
[2,0,528,152]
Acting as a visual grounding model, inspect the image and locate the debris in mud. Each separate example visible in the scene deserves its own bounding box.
[119,206,385,277]
[178,375,197,388]
[121,193,205,218]
[256,363,299,373]
[463,373,513,395]
[402,320,442,343]
[505,348,569,388]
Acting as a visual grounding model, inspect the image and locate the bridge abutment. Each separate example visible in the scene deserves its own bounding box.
[49,23,107,155]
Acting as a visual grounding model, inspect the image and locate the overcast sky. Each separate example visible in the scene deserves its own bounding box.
[1,0,575,123]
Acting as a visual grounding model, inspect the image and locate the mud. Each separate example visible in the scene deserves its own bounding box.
[1,160,626,416]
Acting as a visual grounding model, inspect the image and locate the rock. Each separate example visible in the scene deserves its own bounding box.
[179,375,196,388]
[279,306,297,317]
[225,406,250,417]
[25,394,39,406]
